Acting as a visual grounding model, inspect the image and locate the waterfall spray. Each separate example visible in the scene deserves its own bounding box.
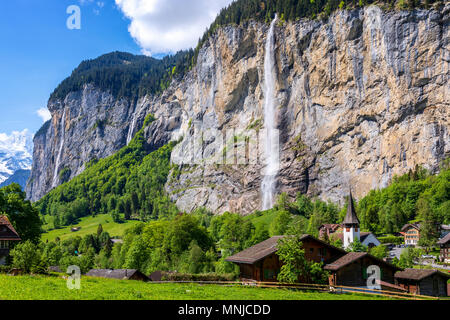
[52,108,66,188]
[261,14,279,211]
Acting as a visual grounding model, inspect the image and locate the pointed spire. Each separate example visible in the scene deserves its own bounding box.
[343,188,360,225]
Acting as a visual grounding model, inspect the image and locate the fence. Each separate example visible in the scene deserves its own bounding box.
[149,280,440,300]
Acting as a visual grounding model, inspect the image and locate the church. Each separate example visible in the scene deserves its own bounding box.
[319,190,381,249]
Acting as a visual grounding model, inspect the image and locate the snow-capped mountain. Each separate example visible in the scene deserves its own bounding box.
[0,130,33,184]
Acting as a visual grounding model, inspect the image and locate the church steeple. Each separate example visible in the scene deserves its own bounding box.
[343,189,360,226]
[343,188,360,249]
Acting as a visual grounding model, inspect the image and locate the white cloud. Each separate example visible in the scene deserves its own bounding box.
[36,108,52,123]
[115,0,234,55]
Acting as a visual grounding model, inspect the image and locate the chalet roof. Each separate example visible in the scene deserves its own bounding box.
[401,223,420,232]
[225,235,346,265]
[0,215,21,241]
[342,190,359,225]
[85,269,148,281]
[437,233,450,245]
[376,280,408,292]
[323,252,401,272]
[225,236,285,264]
[395,269,450,281]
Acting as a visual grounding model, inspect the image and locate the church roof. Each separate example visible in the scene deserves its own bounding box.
[342,190,360,225]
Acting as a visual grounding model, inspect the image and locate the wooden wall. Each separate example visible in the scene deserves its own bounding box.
[334,256,397,287]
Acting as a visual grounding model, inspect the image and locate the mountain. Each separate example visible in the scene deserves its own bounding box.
[0,130,33,186]
[0,169,31,190]
[27,4,449,216]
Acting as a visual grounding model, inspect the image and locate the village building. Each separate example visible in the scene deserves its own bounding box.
[437,233,450,264]
[0,215,21,265]
[323,252,401,288]
[394,269,450,297]
[319,191,380,249]
[85,269,149,282]
[318,224,342,240]
[440,225,450,238]
[401,224,421,246]
[225,235,347,282]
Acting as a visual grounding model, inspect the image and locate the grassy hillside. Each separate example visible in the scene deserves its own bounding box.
[0,275,396,300]
[41,214,142,242]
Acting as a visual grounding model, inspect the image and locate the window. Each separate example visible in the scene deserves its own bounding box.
[0,240,9,249]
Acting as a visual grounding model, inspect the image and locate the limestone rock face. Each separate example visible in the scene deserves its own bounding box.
[27,6,450,214]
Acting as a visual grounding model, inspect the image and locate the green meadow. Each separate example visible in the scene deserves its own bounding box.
[41,214,141,242]
[0,275,396,300]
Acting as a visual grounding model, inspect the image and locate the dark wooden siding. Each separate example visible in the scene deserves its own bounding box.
[396,275,449,297]
[335,256,396,287]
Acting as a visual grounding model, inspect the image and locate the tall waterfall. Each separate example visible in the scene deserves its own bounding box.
[52,108,66,188]
[126,104,143,145]
[261,14,279,211]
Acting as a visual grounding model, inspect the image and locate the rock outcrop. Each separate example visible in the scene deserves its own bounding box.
[27,6,450,214]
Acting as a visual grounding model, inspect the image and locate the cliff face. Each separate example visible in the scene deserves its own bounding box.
[27,6,450,213]
[27,86,134,201]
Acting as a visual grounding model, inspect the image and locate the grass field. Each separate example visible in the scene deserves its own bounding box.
[41,214,142,242]
[0,275,397,300]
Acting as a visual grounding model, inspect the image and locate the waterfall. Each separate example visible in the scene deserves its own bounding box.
[126,104,143,145]
[261,14,279,211]
[52,108,66,188]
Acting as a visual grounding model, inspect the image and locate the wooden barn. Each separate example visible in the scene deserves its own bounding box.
[225,235,347,282]
[324,252,401,288]
[0,215,21,265]
[394,269,450,297]
[85,269,149,282]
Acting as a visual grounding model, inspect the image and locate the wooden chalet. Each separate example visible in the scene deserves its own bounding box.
[85,269,149,282]
[437,233,450,264]
[324,252,401,288]
[0,215,21,265]
[225,235,347,282]
[395,269,450,297]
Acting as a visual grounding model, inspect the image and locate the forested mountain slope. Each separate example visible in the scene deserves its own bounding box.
[27,3,449,217]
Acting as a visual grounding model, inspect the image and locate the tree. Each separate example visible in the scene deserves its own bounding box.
[10,241,47,273]
[124,235,149,272]
[97,224,104,238]
[0,184,41,243]
[269,210,292,236]
[347,239,368,252]
[417,197,439,250]
[276,236,328,284]
[398,247,424,268]
[369,245,388,259]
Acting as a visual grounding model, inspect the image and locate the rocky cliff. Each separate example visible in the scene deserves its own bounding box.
[27,5,450,214]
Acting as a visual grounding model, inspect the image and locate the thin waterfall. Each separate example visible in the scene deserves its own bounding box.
[261,14,279,211]
[126,104,143,145]
[52,108,66,188]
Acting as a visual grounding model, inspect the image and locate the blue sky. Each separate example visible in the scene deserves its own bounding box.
[0,0,232,137]
[0,0,141,136]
